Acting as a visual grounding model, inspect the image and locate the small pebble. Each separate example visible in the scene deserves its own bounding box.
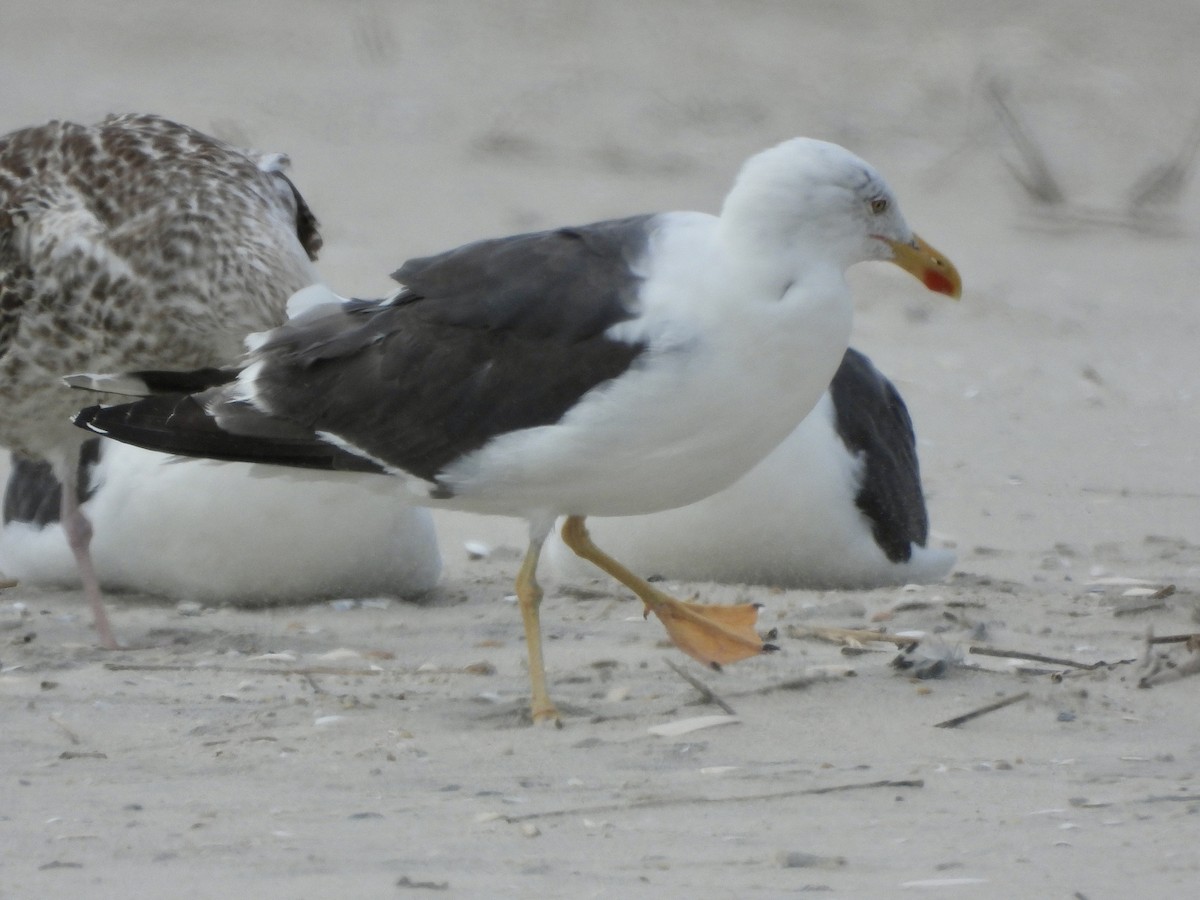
[775,850,845,869]
[464,541,491,560]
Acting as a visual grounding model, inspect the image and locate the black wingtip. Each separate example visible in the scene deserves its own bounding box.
[72,393,387,475]
[73,403,105,433]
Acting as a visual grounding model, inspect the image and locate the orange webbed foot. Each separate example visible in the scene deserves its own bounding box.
[645,593,777,669]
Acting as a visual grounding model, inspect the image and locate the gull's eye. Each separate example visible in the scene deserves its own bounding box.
[869,196,889,215]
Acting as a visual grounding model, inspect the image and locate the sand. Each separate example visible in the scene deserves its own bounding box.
[2,1,1199,896]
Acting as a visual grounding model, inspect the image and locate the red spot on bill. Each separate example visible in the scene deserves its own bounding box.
[924,268,957,296]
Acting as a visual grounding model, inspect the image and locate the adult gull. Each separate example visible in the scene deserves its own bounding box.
[1,439,440,603]
[73,137,962,722]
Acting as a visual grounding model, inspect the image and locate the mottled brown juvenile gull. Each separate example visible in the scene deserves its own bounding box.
[0,113,321,647]
[75,137,961,721]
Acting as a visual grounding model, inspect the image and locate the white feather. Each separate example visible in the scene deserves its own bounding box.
[284,282,348,320]
[0,442,441,603]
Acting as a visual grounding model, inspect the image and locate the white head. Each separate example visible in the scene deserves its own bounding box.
[720,137,961,297]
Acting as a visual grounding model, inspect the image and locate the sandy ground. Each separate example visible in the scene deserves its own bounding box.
[2,1,1200,897]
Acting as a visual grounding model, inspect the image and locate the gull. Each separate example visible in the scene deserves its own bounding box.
[0,113,320,646]
[73,137,961,718]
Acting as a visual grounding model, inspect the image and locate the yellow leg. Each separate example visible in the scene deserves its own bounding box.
[560,515,775,669]
[515,535,561,725]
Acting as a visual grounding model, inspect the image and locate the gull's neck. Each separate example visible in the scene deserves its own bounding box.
[715,219,848,305]
[715,182,857,302]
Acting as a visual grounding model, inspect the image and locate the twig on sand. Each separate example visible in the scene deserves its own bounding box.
[985,77,1190,235]
[396,876,449,891]
[934,691,1031,729]
[1126,115,1200,210]
[1147,633,1200,646]
[1113,589,1172,617]
[502,778,925,823]
[696,666,857,702]
[786,624,919,648]
[665,659,736,715]
[104,662,385,677]
[105,660,502,679]
[1138,792,1200,804]
[49,714,82,745]
[968,646,1135,671]
[985,78,1066,206]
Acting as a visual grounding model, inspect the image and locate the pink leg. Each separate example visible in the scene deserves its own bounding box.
[57,458,121,650]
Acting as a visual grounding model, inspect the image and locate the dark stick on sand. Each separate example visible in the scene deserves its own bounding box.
[503,778,925,823]
[665,658,737,715]
[1146,633,1200,646]
[969,646,1108,670]
[934,691,1031,729]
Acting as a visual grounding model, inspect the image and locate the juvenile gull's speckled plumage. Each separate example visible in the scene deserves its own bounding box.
[0,113,321,646]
